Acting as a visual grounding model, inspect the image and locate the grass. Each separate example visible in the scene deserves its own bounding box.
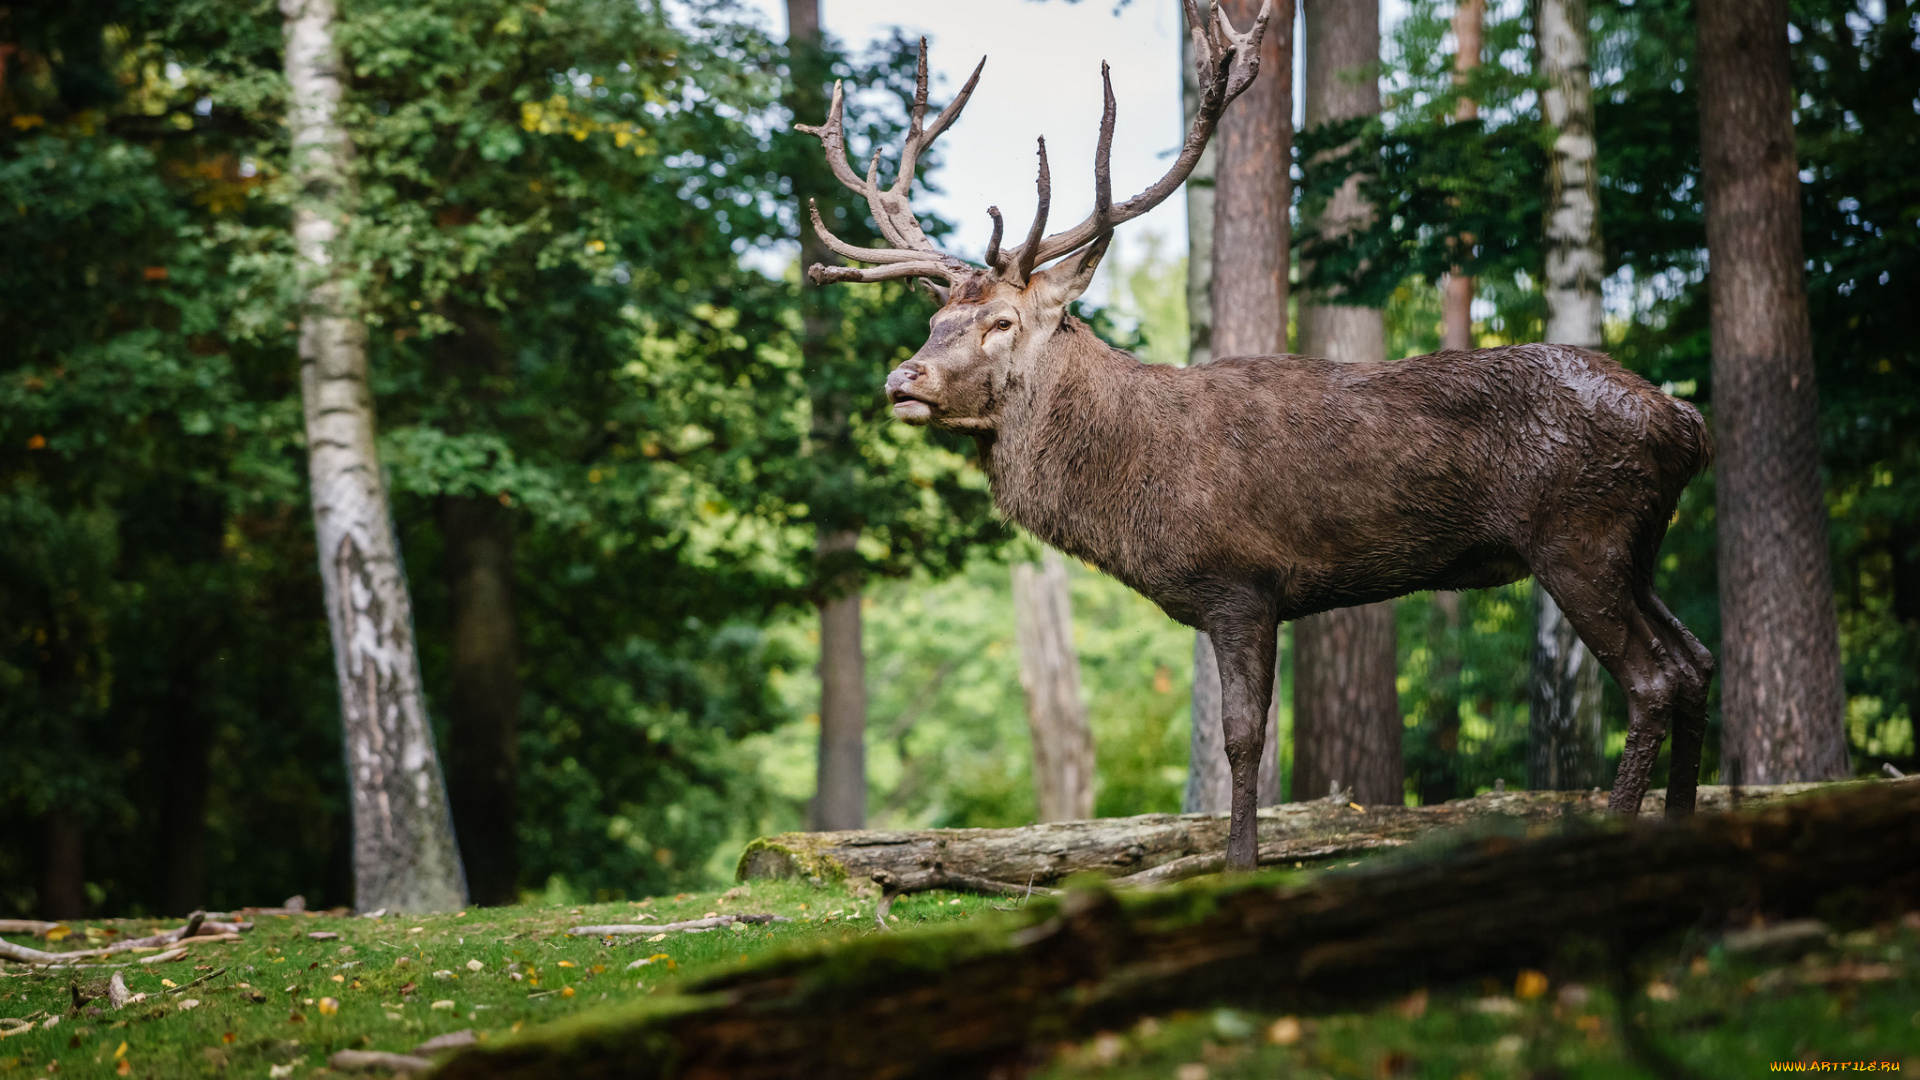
[2,878,1916,1079]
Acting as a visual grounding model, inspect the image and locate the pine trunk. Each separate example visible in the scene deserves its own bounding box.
[1294,0,1401,806]
[1440,0,1483,353]
[1696,0,1849,783]
[282,0,466,913]
[812,531,868,831]
[1185,0,1292,812]
[1012,551,1096,821]
[1530,0,1609,791]
[441,495,522,906]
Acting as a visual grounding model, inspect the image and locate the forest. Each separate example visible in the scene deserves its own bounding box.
[1,0,1916,982]
[6,0,1920,1074]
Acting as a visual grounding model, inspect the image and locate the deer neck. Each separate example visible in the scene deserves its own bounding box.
[977,320,1152,563]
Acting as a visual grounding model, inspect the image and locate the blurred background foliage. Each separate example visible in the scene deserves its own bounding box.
[2,0,1916,916]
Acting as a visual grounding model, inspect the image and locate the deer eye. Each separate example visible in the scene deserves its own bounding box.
[993,319,1012,331]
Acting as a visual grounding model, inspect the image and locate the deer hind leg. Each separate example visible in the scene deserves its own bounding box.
[1207,597,1279,872]
[1640,589,1716,817]
[1530,550,1683,816]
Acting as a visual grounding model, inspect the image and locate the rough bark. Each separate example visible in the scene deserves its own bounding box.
[1181,4,1217,372]
[1440,0,1483,353]
[1012,550,1096,822]
[1524,0,1612,793]
[1187,0,1293,812]
[282,0,466,914]
[736,780,1832,889]
[1696,0,1848,784]
[452,779,1920,1080]
[1293,0,1401,808]
[441,494,522,907]
[812,529,868,832]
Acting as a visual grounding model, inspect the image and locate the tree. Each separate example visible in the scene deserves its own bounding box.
[1292,0,1403,806]
[1696,0,1848,783]
[1184,0,1291,813]
[1440,0,1482,354]
[786,0,869,832]
[1527,0,1609,792]
[281,0,466,912]
[1012,550,1096,821]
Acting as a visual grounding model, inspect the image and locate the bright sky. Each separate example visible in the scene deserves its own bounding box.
[735,1,1410,288]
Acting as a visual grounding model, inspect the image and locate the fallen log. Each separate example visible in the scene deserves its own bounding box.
[736,781,1851,891]
[434,777,1920,1080]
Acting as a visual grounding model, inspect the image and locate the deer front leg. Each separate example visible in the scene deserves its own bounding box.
[1209,604,1279,872]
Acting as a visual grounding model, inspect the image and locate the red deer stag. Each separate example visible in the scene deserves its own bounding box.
[799,1,1713,871]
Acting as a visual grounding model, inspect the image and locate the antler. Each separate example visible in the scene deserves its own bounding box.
[998,0,1276,279]
[795,40,985,285]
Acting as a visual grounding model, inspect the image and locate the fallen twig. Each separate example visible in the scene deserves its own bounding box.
[567,914,790,937]
[107,972,144,1009]
[137,947,189,965]
[165,966,226,995]
[0,921,59,937]
[0,916,241,966]
[329,1050,435,1073]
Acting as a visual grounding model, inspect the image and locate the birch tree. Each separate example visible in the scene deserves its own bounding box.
[281,0,465,912]
[1012,551,1096,821]
[1528,0,1608,790]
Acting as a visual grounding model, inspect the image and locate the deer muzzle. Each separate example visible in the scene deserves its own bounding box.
[886,362,934,424]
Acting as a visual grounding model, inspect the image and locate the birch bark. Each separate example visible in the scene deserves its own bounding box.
[1184,0,1290,812]
[1012,551,1096,821]
[1293,0,1403,806]
[282,0,465,912]
[1529,0,1608,791]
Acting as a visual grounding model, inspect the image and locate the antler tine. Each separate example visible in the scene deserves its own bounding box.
[794,81,872,200]
[890,53,987,199]
[1011,137,1052,286]
[1094,62,1115,223]
[985,206,1005,268]
[808,260,965,286]
[1024,0,1274,269]
[806,199,935,266]
[862,151,918,251]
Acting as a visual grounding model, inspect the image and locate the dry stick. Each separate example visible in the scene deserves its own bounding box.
[107,972,142,1009]
[329,1050,435,1073]
[0,912,245,966]
[165,966,226,996]
[566,914,792,937]
[0,922,58,937]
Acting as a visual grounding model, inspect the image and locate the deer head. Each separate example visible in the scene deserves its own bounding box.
[798,0,1275,433]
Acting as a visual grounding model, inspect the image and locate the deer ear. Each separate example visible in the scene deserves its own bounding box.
[1036,232,1113,308]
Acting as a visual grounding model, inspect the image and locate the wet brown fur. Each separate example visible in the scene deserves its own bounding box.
[887,285,1715,868]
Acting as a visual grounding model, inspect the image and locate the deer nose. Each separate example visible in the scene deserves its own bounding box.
[885,361,925,397]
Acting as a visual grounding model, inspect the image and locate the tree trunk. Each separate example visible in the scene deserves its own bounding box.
[1292,0,1402,807]
[1440,0,1483,353]
[39,812,85,920]
[160,670,214,915]
[1696,0,1848,784]
[1185,0,1292,811]
[786,0,871,832]
[441,495,522,907]
[1529,0,1610,792]
[459,780,1920,1080]
[1012,551,1096,821]
[282,0,466,914]
[812,529,868,831]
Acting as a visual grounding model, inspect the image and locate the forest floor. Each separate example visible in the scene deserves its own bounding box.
[2,870,1916,1079]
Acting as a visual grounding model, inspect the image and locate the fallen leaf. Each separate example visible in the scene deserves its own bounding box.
[177,999,200,1011]
[558,961,575,968]
[1516,970,1549,1000]
[113,1042,128,1060]
[160,979,177,989]
[560,987,575,999]
[115,1060,130,1076]
[431,1000,455,1011]
[465,960,484,972]
[398,982,416,995]
[317,998,339,1016]
[330,974,345,983]
[646,933,666,943]
[44,925,70,943]
[221,1032,236,1045]
[1265,1016,1301,1045]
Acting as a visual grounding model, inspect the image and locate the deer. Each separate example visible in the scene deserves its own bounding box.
[798,0,1715,872]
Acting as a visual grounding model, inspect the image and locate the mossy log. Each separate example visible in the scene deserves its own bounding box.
[435,778,1920,1080]
[735,782,1847,890]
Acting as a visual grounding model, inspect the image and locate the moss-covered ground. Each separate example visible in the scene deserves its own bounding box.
[3,876,1915,1079]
